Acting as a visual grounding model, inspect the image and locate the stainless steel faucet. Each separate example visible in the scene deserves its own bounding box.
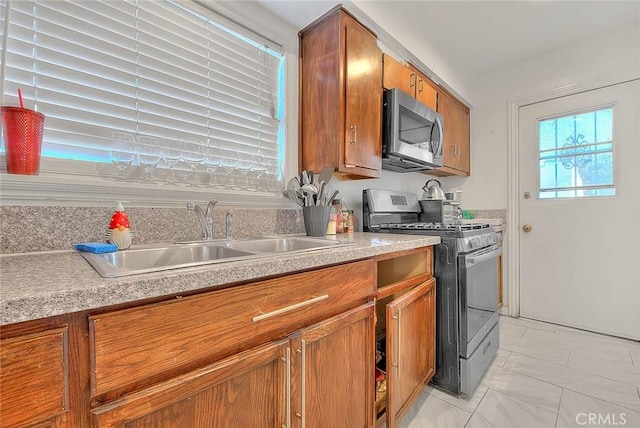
[187,200,217,240]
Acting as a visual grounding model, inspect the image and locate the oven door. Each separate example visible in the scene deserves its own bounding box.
[458,243,501,358]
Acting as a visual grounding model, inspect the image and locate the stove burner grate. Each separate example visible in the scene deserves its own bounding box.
[382,222,490,232]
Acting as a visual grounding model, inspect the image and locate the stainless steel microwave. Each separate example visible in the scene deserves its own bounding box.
[382,88,444,172]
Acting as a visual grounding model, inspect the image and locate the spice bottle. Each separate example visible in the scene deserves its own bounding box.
[346,210,355,233]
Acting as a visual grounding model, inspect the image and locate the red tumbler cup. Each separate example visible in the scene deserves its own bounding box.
[1,106,45,175]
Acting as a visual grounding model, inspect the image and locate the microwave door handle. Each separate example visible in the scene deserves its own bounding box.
[431,117,443,156]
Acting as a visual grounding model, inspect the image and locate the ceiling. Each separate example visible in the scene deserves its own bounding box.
[251,0,639,85]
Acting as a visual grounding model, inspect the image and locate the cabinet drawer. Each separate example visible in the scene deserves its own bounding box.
[89,259,374,396]
[0,327,69,427]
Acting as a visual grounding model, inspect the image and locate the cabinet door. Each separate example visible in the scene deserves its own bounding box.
[92,340,288,428]
[386,278,436,428]
[382,54,415,96]
[343,17,382,173]
[0,327,70,428]
[414,75,437,111]
[291,304,375,428]
[437,90,470,174]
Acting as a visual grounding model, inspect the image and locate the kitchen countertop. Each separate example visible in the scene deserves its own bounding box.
[462,218,505,233]
[0,233,440,325]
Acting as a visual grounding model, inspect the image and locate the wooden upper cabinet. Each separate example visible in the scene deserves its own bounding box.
[382,54,415,98]
[409,65,437,111]
[435,89,470,175]
[383,53,470,176]
[299,6,382,179]
[382,55,437,111]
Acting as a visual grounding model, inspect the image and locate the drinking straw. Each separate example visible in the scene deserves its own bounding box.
[17,88,24,108]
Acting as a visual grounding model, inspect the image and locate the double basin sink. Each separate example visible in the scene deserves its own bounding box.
[78,236,351,278]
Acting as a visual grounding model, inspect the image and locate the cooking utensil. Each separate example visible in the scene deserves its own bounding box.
[422,179,445,200]
[318,166,334,186]
[326,190,339,206]
[282,190,303,207]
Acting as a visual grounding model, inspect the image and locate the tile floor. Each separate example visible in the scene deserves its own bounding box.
[400,316,640,428]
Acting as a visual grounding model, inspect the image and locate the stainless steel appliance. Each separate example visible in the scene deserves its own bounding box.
[363,189,501,397]
[382,88,444,172]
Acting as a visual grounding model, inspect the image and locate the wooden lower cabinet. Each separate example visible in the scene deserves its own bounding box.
[385,278,436,428]
[374,248,436,428]
[1,251,436,428]
[93,304,374,428]
[0,327,70,427]
[291,304,374,428]
[92,339,289,427]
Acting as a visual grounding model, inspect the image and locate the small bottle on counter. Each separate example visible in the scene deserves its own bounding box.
[105,201,132,250]
[346,210,355,233]
[326,206,337,235]
[333,199,343,233]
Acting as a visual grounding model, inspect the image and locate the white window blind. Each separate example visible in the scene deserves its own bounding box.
[1,0,284,191]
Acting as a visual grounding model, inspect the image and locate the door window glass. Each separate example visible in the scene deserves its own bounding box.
[538,107,615,198]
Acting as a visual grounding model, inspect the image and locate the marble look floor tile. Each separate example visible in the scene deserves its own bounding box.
[569,350,640,386]
[631,349,640,367]
[556,388,640,428]
[497,321,527,338]
[465,389,557,428]
[503,352,640,412]
[479,365,563,413]
[499,332,571,366]
[400,393,471,428]
[491,349,511,368]
[522,326,639,356]
[502,317,640,351]
[499,316,568,333]
[424,384,488,413]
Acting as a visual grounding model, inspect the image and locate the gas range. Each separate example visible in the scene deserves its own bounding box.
[363,188,502,397]
[363,189,500,252]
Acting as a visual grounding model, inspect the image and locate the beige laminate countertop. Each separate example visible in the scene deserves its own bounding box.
[0,233,440,326]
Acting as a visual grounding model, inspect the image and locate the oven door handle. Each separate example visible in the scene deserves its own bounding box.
[465,245,502,267]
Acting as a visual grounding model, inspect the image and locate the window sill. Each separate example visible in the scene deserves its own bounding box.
[0,173,294,208]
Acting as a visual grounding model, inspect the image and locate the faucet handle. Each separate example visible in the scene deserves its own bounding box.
[205,200,218,217]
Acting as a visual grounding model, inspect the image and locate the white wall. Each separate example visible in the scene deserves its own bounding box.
[461,23,640,210]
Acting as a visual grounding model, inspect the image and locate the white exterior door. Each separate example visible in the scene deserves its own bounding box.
[518,80,640,340]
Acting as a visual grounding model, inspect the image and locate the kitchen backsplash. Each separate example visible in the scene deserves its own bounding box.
[0,206,305,254]
[471,209,506,223]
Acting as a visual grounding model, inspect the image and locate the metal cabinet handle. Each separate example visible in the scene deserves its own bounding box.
[285,347,291,428]
[418,78,423,94]
[301,340,306,428]
[410,73,416,89]
[252,295,329,322]
[391,309,402,377]
[349,125,357,144]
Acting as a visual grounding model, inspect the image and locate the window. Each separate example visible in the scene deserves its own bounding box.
[1,0,286,196]
[538,107,615,198]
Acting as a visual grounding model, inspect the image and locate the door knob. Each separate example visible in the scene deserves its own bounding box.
[522,224,532,233]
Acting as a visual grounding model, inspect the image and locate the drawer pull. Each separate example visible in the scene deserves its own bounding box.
[252,294,329,322]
